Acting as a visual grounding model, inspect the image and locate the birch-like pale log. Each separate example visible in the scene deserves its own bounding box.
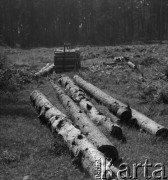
[127,61,136,69]
[35,63,51,76]
[73,75,132,122]
[41,63,51,71]
[50,81,119,162]
[35,63,55,77]
[59,76,124,141]
[74,76,168,137]
[30,90,121,180]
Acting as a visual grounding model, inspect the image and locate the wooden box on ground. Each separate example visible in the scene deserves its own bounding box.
[54,49,81,73]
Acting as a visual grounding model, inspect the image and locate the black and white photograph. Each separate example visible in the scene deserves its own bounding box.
[0,0,168,179]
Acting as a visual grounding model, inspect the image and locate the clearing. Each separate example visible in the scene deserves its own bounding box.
[0,44,168,179]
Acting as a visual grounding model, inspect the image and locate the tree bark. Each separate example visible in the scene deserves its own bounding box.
[30,90,121,180]
[59,76,124,141]
[50,80,119,163]
[73,75,132,122]
[74,76,168,138]
[35,63,55,77]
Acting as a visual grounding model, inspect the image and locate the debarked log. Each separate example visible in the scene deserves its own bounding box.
[73,76,168,138]
[35,63,55,77]
[73,75,132,122]
[30,90,121,180]
[131,109,168,137]
[35,63,51,76]
[50,81,119,163]
[127,61,136,69]
[59,76,124,140]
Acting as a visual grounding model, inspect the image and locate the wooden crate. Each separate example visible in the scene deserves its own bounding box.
[54,49,81,73]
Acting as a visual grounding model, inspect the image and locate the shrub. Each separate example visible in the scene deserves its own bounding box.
[0,66,34,93]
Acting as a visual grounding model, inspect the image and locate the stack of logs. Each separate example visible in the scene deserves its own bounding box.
[30,63,168,180]
[30,89,122,180]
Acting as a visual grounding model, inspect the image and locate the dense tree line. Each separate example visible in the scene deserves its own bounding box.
[0,0,168,47]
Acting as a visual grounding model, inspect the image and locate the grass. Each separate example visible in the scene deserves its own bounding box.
[78,44,168,179]
[1,44,168,179]
[0,47,90,180]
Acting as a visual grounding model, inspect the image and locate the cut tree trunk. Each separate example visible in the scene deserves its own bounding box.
[59,76,124,141]
[50,80,119,163]
[131,109,168,137]
[74,76,168,138]
[30,90,121,180]
[41,63,51,71]
[127,61,136,69]
[35,63,55,77]
[73,75,132,122]
[34,63,50,76]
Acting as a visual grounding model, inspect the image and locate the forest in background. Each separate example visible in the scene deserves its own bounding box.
[0,0,168,47]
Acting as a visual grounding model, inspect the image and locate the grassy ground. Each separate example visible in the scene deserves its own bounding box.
[0,47,90,180]
[1,44,168,179]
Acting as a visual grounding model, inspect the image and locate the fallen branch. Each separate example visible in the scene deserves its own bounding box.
[74,76,168,138]
[73,75,132,122]
[35,63,55,77]
[30,90,121,180]
[50,81,119,163]
[59,76,124,141]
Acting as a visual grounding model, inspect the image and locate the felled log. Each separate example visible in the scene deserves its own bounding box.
[73,75,132,122]
[35,63,55,77]
[127,61,136,69]
[42,63,51,70]
[35,63,50,76]
[50,81,119,163]
[30,90,120,180]
[131,109,168,137]
[74,76,168,138]
[59,76,124,140]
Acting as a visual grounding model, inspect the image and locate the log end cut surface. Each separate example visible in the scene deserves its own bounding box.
[116,106,132,122]
[156,128,168,138]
